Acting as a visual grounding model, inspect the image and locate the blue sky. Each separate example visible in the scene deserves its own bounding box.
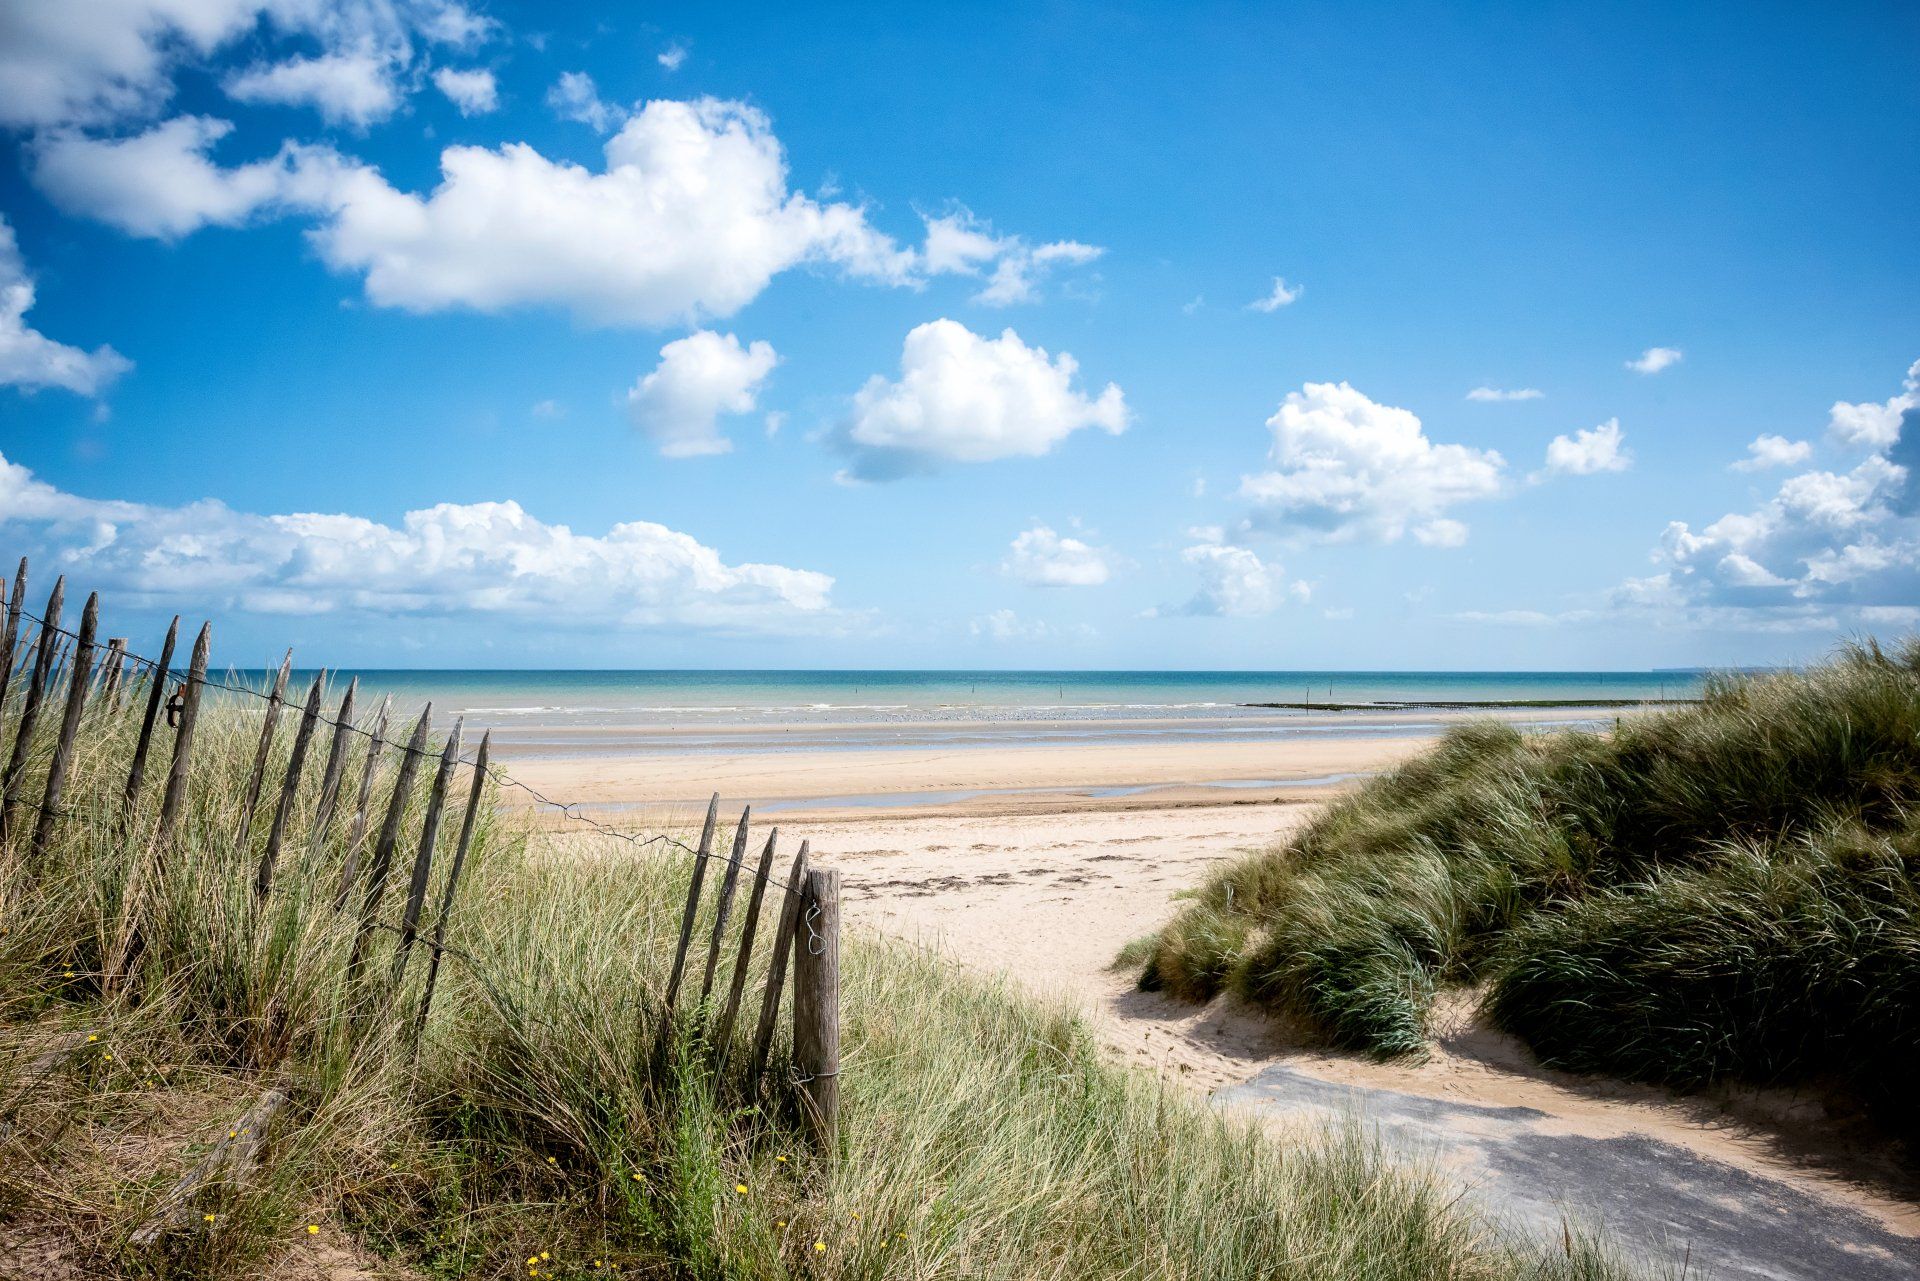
[0,0,1916,670]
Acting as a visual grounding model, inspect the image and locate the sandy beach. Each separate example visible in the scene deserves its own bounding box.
[501,717,1920,1251]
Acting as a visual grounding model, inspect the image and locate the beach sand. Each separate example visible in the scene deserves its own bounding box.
[502,725,1920,1243]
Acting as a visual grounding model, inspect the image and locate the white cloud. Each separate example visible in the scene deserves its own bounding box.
[625,330,778,458]
[0,446,836,632]
[970,608,1050,641]
[1237,381,1504,544]
[310,98,921,326]
[1626,346,1683,374]
[0,0,491,130]
[1180,543,1288,617]
[1827,361,1919,450]
[1731,434,1813,472]
[1246,276,1302,312]
[29,115,329,239]
[918,209,1101,306]
[224,48,401,125]
[432,66,497,115]
[1466,386,1543,402]
[1541,418,1631,477]
[530,398,563,419]
[1002,525,1115,587]
[0,215,133,397]
[836,319,1126,481]
[657,42,688,72]
[546,70,623,132]
[1626,358,1918,626]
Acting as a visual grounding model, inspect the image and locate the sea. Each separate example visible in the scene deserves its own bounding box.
[217,669,1711,758]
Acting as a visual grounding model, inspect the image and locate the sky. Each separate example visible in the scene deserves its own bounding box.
[0,0,1916,671]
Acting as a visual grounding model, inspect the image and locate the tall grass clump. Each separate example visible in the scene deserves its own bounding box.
[0,673,1645,1278]
[1137,639,1920,1127]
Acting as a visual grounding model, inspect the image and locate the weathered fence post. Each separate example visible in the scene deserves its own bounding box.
[303,678,357,864]
[234,651,292,850]
[28,593,98,864]
[792,867,841,1147]
[255,670,326,901]
[391,717,462,984]
[714,828,778,1070]
[0,558,25,723]
[346,705,432,985]
[662,793,720,1011]
[128,1087,287,1248]
[99,638,128,704]
[698,806,752,1003]
[0,576,64,845]
[121,616,178,821]
[333,695,392,910]
[413,731,489,1044]
[748,840,809,1090]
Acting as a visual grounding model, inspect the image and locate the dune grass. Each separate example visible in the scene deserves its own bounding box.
[0,677,1644,1279]
[1137,638,1920,1134]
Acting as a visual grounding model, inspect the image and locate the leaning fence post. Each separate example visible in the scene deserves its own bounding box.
[121,616,178,822]
[698,806,752,1004]
[0,558,25,724]
[303,677,357,860]
[0,576,65,846]
[98,638,128,705]
[792,867,841,1148]
[413,731,489,1045]
[662,794,720,1012]
[256,670,326,901]
[346,705,432,985]
[234,651,292,851]
[714,828,778,1071]
[333,695,391,910]
[391,716,463,985]
[28,593,98,865]
[748,840,809,1090]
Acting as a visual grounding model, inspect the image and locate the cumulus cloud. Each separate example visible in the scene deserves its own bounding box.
[835,319,1126,481]
[224,48,401,125]
[625,330,778,458]
[1626,346,1683,374]
[0,0,490,130]
[1178,542,1301,617]
[0,217,132,397]
[432,66,497,115]
[1732,434,1813,472]
[1540,418,1631,477]
[29,115,333,239]
[657,42,689,72]
[0,447,836,632]
[1237,381,1504,544]
[1002,525,1114,587]
[918,209,1102,306]
[1625,358,1918,629]
[1827,360,1919,450]
[1466,386,1543,402]
[1246,276,1302,312]
[546,70,623,132]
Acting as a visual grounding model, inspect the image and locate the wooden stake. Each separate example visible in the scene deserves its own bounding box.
[98,638,128,705]
[391,716,462,984]
[792,867,840,1148]
[128,1088,287,1248]
[28,592,97,865]
[347,705,432,984]
[714,828,778,1070]
[234,651,292,851]
[332,694,391,910]
[413,731,489,1044]
[662,793,720,1012]
[748,840,808,1090]
[153,623,211,850]
[698,806,752,1004]
[0,576,64,845]
[121,617,178,821]
[0,558,24,727]
[255,670,325,901]
[303,677,357,864]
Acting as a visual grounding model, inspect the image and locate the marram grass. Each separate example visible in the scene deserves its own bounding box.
[0,678,1642,1278]
[1138,637,1920,1134]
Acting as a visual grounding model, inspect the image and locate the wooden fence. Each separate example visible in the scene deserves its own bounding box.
[0,559,842,1235]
